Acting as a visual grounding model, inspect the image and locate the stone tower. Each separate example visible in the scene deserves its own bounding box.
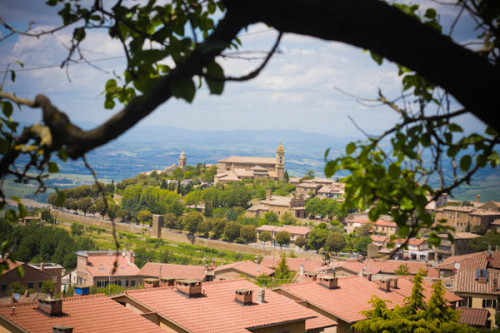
[275,142,285,179]
[178,150,186,171]
[151,214,164,239]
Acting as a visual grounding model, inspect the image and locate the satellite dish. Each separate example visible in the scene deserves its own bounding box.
[13,293,20,300]
[454,263,460,270]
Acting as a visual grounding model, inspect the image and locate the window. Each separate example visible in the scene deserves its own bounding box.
[130,280,136,287]
[483,299,497,308]
[28,282,34,289]
[39,281,43,288]
[1,284,7,291]
[459,297,472,308]
[97,281,102,288]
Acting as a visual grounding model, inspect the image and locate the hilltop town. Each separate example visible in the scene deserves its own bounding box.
[1,144,500,332]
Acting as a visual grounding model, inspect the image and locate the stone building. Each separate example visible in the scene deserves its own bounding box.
[214,143,285,184]
[247,190,306,218]
[75,251,139,288]
[434,205,500,232]
[0,261,62,297]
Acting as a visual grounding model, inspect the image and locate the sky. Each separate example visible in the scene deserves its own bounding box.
[0,0,486,139]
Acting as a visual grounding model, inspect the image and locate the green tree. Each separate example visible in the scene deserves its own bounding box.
[183,211,204,235]
[469,230,500,251]
[164,213,178,229]
[281,212,296,225]
[259,231,272,244]
[240,225,256,243]
[395,263,411,276]
[10,282,26,294]
[41,280,56,294]
[70,223,84,237]
[275,231,290,248]
[264,211,278,224]
[224,222,241,242]
[198,219,212,237]
[210,218,227,239]
[295,236,306,250]
[302,170,315,180]
[40,209,54,223]
[308,228,329,253]
[324,232,346,255]
[137,210,153,224]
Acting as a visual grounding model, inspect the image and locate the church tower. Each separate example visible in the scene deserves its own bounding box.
[275,142,285,179]
[178,151,187,171]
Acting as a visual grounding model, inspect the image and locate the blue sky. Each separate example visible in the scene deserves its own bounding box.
[0,0,486,138]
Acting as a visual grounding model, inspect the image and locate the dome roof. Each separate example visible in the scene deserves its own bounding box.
[276,142,284,153]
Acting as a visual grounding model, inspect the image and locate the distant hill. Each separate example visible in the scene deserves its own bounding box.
[8,124,500,202]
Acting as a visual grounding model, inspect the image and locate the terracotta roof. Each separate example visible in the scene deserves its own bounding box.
[138,263,208,281]
[233,168,254,177]
[279,276,407,323]
[297,183,322,189]
[317,260,364,274]
[260,257,325,272]
[364,259,427,275]
[81,252,139,278]
[125,279,337,333]
[215,260,274,278]
[454,269,500,295]
[387,276,462,303]
[218,156,276,165]
[256,225,310,235]
[471,210,500,216]
[0,259,23,276]
[247,204,269,212]
[437,251,500,271]
[216,171,241,181]
[370,235,388,243]
[393,238,427,246]
[0,294,164,333]
[458,307,490,326]
[427,267,440,278]
[260,195,292,207]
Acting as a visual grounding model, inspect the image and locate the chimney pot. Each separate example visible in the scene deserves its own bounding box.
[235,289,253,305]
[256,289,265,304]
[176,280,203,297]
[378,280,391,292]
[319,276,338,289]
[37,297,63,316]
[254,256,259,264]
[299,264,305,276]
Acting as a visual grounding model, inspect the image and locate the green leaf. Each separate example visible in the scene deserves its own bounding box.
[324,161,337,178]
[1,101,13,118]
[105,79,117,90]
[5,209,17,223]
[170,76,196,103]
[205,61,225,95]
[448,123,463,132]
[388,163,400,179]
[346,142,356,155]
[9,196,20,203]
[459,155,472,172]
[370,51,383,65]
[57,148,68,162]
[16,265,24,279]
[46,0,58,6]
[48,162,60,173]
[18,203,26,219]
[104,99,115,109]
[324,148,330,160]
[424,8,437,19]
[73,28,86,42]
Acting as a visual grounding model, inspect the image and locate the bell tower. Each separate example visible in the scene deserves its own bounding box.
[178,151,187,171]
[275,143,285,179]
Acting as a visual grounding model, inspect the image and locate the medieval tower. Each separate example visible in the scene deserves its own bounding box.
[178,151,187,171]
[275,142,285,179]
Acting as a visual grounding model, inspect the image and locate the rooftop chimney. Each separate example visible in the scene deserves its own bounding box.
[235,289,253,305]
[143,278,160,288]
[476,194,481,202]
[377,280,391,292]
[37,297,63,316]
[390,278,399,289]
[53,326,73,333]
[256,289,265,304]
[319,276,338,289]
[299,264,305,276]
[254,256,259,264]
[305,272,318,281]
[176,280,203,297]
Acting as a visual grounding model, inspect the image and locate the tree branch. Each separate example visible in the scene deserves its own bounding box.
[224,0,500,132]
